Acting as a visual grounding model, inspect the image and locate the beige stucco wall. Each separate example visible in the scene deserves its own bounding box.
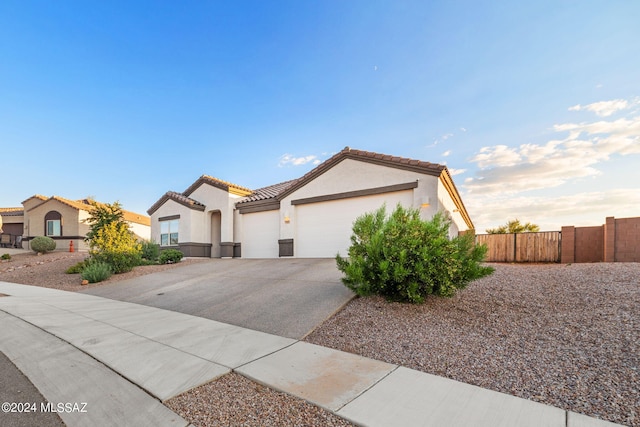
[436,177,468,237]
[280,158,441,241]
[150,199,201,245]
[188,184,237,243]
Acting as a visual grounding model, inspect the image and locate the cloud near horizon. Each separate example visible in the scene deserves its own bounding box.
[464,98,640,196]
[462,97,640,231]
[467,188,640,232]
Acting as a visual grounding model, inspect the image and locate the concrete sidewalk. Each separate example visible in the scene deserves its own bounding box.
[0,282,623,427]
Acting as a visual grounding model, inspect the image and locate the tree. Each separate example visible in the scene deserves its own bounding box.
[486,219,540,234]
[336,204,494,303]
[86,201,141,273]
[85,201,126,242]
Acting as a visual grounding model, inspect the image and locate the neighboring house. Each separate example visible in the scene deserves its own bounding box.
[2,196,150,251]
[0,207,24,247]
[148,147,474,258]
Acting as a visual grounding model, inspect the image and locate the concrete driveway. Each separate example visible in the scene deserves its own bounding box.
[81,258,354,339]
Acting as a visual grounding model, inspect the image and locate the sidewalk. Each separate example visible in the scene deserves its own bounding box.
[0,281,623,427]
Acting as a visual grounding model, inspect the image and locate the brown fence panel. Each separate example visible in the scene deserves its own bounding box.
[476,233,515,262]
[515,232,561,262]
[476,232,561,262]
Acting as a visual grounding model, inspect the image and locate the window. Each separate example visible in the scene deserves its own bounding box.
[44,211,62,237]
[46,220,61,236]
[160,219,179,246]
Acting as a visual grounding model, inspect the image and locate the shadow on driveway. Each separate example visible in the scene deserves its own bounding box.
[81,258,354,339]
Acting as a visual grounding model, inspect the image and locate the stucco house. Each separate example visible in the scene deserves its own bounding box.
[0,207,24,247]
[148,147,473,258]
[1,196,151,251]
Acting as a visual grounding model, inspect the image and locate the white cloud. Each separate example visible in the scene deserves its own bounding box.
[465,101,640,196]
[278,154,320,167]
[448,168,466,176]
[427,132,455,148]
[442,150,451,157]
[470,145,522,169]
[568,99,629,117]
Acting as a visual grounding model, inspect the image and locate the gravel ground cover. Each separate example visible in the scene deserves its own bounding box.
[0,251,205,291]
[305,262,640,426]
[166,372,354,427]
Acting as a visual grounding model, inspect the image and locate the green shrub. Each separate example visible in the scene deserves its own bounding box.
[31,236,56,253]
[141,241,160,262]
[92,250,141,274]
[1,253,11,260]
[159,249,183,264]
[336,205,494,303]
[81,261,112,283]
[89,222,142,273]
[66,260,89,274]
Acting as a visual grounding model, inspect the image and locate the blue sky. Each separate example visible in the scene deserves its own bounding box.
[1,1,638,232]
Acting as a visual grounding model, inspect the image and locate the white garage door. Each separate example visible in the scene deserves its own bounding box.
[242,210,280,258]
[295,190,414,258]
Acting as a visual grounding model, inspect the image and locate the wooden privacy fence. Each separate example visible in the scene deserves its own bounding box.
[475,232,561,262]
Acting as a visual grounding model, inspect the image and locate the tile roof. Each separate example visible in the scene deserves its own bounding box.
[147,191,206,215]
[184,175,253,198]
[0,207,24,216]
[238,179,299,204]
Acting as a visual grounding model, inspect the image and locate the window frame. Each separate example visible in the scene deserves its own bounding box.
[160,218,179,247]
[46,219,61,236]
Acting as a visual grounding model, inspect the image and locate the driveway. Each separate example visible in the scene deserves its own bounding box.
[81,258,354,339]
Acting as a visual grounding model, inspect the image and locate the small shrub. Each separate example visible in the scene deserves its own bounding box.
[1,253,11,260]
[336,204,494,303]
[141,241,160,262]
[81,261,112,283]
[31,236,56,253]
[93,250,141,274]
[159,249,183,264]
[66,260,87,274]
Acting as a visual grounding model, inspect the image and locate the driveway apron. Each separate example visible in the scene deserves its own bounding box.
[81,258,354,339]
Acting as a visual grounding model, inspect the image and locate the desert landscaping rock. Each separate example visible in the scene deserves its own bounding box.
[166,372,354,427]
[305,262,640,427]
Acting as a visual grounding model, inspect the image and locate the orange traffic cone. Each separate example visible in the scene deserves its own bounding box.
[69,240,75,253]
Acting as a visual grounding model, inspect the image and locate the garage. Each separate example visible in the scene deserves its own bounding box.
[294,190,414,258]
[241,210,280,258]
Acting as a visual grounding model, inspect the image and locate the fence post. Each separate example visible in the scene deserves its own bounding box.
[560,226,575,263]
[604,217,615,262]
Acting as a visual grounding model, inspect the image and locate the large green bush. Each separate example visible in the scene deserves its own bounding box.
[85,201,143,273]
[89,221,141,273]
[336,205,494,303]
[31,236,57,253]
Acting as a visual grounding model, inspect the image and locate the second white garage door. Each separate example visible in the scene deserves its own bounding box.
[294,190,414,258]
